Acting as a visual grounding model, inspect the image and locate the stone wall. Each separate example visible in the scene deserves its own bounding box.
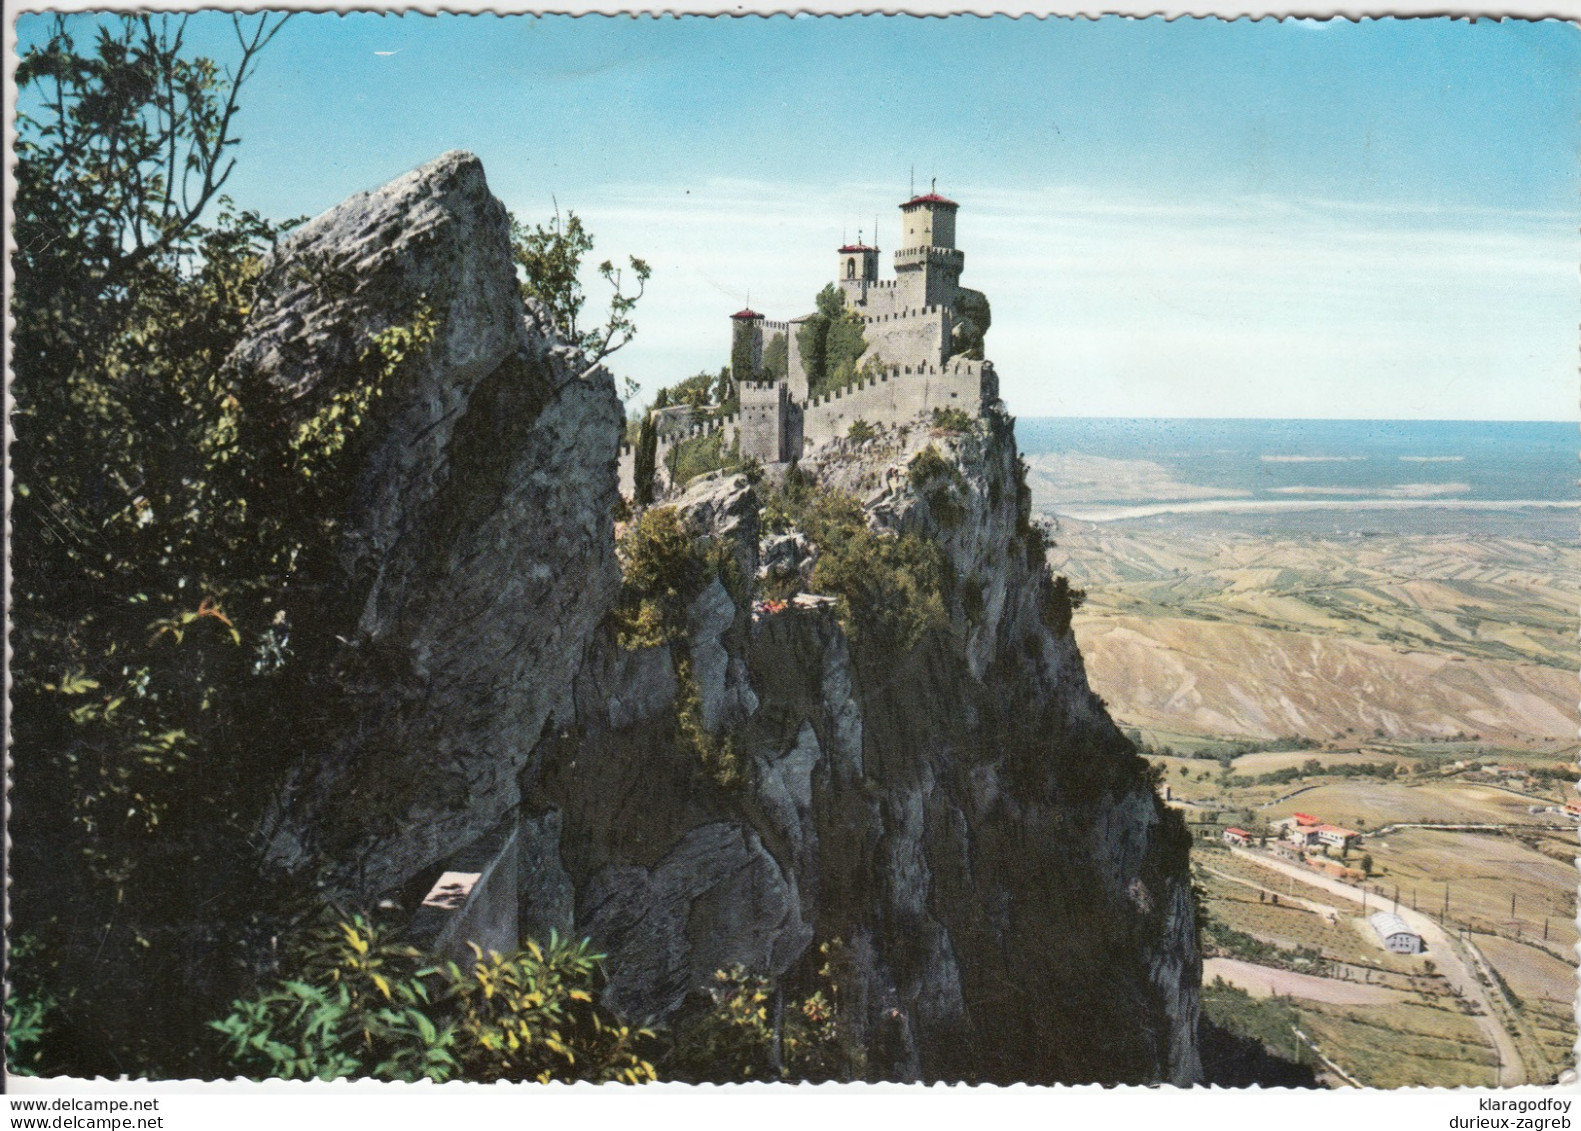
[801,360,990,450]
[738,379,788,464]
[860,305,951,371]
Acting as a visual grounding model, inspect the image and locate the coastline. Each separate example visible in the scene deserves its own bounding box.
[1052,497,1581,524]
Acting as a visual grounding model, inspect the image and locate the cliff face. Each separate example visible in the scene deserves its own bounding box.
[236,152,1200,1084]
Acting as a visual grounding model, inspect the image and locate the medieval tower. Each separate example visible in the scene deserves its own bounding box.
[618,186,998,496]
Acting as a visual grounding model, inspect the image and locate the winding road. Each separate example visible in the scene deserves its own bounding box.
[1228,845,1525,1086]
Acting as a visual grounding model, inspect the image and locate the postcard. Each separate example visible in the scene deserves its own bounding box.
[5,3,1576,1110]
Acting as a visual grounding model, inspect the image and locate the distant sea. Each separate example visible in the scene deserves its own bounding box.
[1017,418,1578,539]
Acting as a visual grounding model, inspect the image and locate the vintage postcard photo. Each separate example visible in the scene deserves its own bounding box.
[5,5,1577,1102]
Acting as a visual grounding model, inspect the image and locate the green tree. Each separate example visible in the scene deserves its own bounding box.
[11,13,303,1076]
[762,333,788,382]
[633,411,659,506]
[213,915,656,1084]
[731,321,759,384]
[510,206,651,366]
[795,284,868,398]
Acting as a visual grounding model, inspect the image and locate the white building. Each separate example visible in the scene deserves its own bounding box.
[1369,911,1424,954]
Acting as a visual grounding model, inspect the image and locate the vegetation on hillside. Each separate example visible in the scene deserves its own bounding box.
[8,15,653,1078]
[764,471,949,667]
[666,427,741,487]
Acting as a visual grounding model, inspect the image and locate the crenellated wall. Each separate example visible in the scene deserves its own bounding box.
[859,304,952,371]
[801,360,993,451]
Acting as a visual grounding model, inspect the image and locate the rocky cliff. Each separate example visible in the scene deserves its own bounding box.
[234,151,1201,1085]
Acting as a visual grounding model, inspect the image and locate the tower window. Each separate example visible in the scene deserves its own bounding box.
[847,258,856,279]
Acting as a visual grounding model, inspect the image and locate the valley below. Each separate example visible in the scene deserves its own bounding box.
[1036,495,1579,1087]
[1049,517,1578,749]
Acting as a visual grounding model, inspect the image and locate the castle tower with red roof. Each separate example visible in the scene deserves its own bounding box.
[837,237,880,307]
[895,187,966,309]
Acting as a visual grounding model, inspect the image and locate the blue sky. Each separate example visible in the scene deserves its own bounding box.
[19,13,1580,419]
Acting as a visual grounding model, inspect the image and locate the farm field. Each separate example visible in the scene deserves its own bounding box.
[1473,933,1578,1074]
[1261,779,1563,830]
[1189,780,1576,1085]
[1299,1000,1502,1088]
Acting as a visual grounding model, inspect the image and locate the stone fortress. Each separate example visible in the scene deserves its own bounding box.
[620,187,998,495]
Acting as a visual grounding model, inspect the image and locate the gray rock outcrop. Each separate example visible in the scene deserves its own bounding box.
[239,152,1200,1085]
[236,151,624,894]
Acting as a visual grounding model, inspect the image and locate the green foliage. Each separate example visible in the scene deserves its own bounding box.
[445,938,657,1084]
[14,13,289,308]
[731,322,759,386]
[666,428,739,488]
[847,419,877,443]
[663,944,861,1083]
[5,993,50,1078]
[511,209,593,339]
[612,507,719,649]
[908,444,970,528]
[715,367,740,414]
[675,658,745,791]
[766,479,950,665]
[510,207,650,365]
[212,914,458,1082]
[213,916,655,1084]
[762,332,789,382]
[1201,977,1304,1057]
[10,14,317,1075]
[822,311,868,393]
[1040,575,1086,636]
[5,937,53,1077]
[661,371,718,409]
[633,412,659,506]
[930,406,975,434]
[292,304,438,479]
[797,284,868,399]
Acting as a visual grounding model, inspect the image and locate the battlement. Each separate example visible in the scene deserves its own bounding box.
[716,186,995,470]
[805,358,986,408]
[859,303,948,325]
[893,246,965,268]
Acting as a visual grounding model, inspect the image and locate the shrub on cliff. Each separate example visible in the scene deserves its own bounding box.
[773,484,950,664]
[213,916,656,1083]
[662,944,862,1083]
[1040,574,1087,636]
[666,427,740,487]
[908,444,971,528]
[613,507,716,648]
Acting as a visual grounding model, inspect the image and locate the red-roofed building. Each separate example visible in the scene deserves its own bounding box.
[1315,824,1359,850]
[1222,827,1252,847]
[1292,812,1320,826]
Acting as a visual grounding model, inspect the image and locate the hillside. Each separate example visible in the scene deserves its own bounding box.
[1046,519,1577,747]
